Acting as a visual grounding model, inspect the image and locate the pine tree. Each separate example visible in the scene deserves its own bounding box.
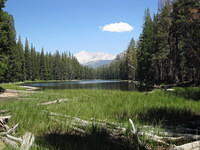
[152,3,172,84]
[39,48,48,80]
[126,38,137,81]
[24,39,32,80]
[17,36,25,81]
[170,0,200,84]
[137,9,154,85]
[0,0,17,82]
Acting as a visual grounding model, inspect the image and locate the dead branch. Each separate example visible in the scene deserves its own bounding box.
[6,123,19,135]
[129,119,144,149]
[20,132,35,150]
[39,98,71,106]
[0,116,11,123]
[0,110,10,114]
[2,137,19,149]
[0,115,34,150]
[6,134,23,143]
[170,140,200,150]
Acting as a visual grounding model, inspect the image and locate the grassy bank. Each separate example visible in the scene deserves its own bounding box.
[0,83,200,149]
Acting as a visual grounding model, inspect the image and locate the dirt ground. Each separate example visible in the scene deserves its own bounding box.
[0,140,5,150]
[0,91,18,99]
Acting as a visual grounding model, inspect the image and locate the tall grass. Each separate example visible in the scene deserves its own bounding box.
[1,87,200,149]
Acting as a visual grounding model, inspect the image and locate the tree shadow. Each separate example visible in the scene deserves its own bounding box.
[138,107,200,134]
[166,87,200,101]
[36,128,144,150]
[0,87,5,93]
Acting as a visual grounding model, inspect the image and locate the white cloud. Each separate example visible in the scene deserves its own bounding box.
[101,22,133,32]
[75,51,116,64]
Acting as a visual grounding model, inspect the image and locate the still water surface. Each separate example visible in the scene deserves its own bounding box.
[24,80,144,91]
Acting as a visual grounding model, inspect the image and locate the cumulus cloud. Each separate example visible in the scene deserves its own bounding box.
[101,22,133,32]
[75,51,116,64]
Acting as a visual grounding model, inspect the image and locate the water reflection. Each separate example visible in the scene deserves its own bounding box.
[24,80,145,91]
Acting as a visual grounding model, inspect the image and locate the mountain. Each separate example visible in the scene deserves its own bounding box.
[85,60,113,68]
[75,51,116,68]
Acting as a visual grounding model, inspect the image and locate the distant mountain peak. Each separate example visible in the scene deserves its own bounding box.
[75,51,116,65]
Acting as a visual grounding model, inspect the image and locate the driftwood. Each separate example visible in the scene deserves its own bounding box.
[47,111,200,149]
[47,111,126,134]
[0,115,11,122]
[2,133,35,150]
[0,110,10,114]
[2,137,19,148]
[48,111,175,148]
[6,123,19,135]
[39,98,71,106]
[145,129,200,142]
[6,134,22,143]
[0,115,34,150]
[170,140,200,150]
[129,119,144,149]
[0,116,11,131]
[20,132,35,150]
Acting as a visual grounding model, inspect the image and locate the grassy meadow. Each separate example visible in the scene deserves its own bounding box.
[0,83,200,150]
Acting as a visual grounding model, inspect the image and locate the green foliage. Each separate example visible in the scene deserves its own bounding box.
[0,0,6,9]
[0,1,16,82]
[136,0,200,86]
[137,9,154,85]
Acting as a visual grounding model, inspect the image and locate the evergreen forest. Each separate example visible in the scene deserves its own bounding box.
[0,0,200,87]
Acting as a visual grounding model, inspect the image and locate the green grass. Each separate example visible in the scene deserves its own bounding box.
[1,85,200,149]
[0,82,27,90]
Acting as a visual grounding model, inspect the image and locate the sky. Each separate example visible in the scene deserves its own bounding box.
[5,0,158,56]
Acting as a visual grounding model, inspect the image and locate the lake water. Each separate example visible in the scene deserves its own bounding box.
[24,80,146,91]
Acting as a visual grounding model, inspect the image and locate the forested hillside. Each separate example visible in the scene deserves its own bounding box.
[96,0,200,86]
[0,0,94,83]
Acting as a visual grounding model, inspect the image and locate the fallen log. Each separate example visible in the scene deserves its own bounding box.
[6,134,23,143]
[2,133,34,150]
[142,125,200,141]
[39,99,71,106]
[170,140,200,150]
[0,116,11,123]
[47,111,200,149]
[6,123,19,135]
[2,137,19,149]
[20,132,35,150]
[0,110,10,114]
[47,111,126,134]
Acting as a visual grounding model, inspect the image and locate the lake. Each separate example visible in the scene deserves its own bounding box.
[24,80,146,91]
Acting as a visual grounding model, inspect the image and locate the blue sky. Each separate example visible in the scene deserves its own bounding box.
[5,0,158,55]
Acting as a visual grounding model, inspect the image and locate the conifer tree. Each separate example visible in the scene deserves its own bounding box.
[137,9,154,85]
[24,39,32,80]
